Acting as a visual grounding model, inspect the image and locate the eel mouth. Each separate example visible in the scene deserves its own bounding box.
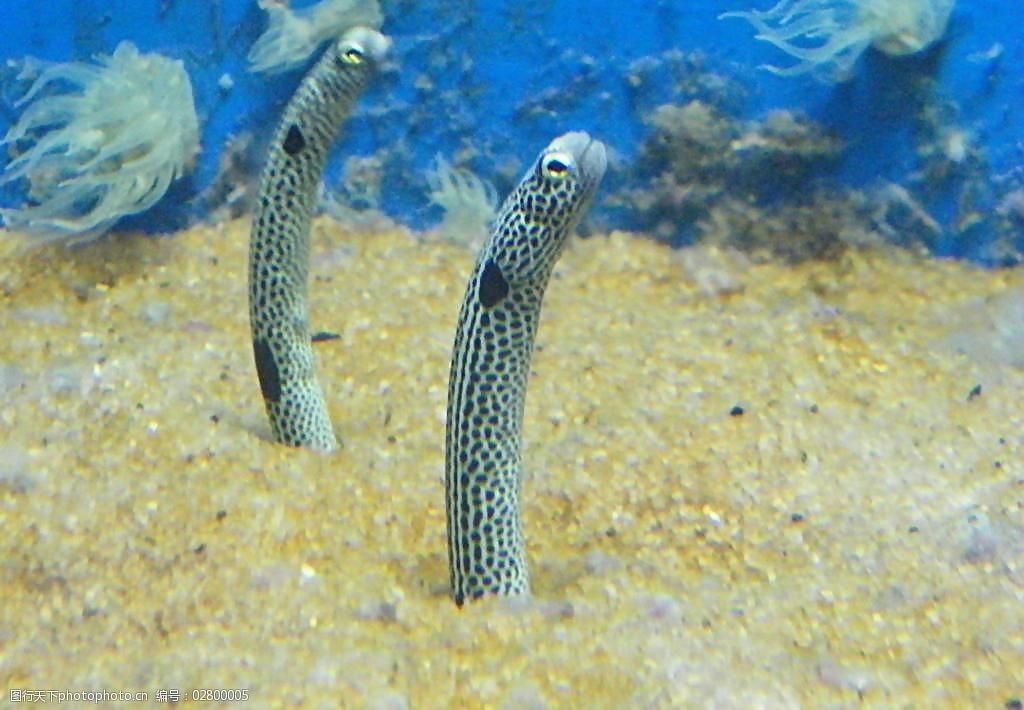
[578,134,608,182]
[549,130,609,182]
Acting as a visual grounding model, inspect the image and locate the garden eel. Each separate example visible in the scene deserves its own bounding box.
[445,131,607,606]
[249,27,390,452]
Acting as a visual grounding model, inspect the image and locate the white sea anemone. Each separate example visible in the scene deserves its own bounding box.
[0,42,199,246]
[426,154,498,250]
[720,0,955,81]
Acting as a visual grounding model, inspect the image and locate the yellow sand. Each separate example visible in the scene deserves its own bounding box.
[0,218,1021,707]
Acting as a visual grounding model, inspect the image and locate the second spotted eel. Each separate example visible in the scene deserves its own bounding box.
[249,27,390,452]
[445,131,607,606]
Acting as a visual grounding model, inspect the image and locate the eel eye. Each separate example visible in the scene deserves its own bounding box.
[341,46,365,65]
[542,153,573,179]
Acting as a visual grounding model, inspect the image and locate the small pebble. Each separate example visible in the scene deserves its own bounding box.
[141,301,172,324]
[0,446,34,493]
[584,550,621,574]
[369,690,409,710]
[47,365,85,396]
[355,600,398,622]
[15,306,67,326]
[0,362,27,398]
[502,684,548,710]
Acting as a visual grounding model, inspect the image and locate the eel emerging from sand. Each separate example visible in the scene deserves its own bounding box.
[249,27,390,452]
[445,132,607,606]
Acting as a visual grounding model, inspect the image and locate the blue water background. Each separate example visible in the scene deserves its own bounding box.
[0,0,1020,260]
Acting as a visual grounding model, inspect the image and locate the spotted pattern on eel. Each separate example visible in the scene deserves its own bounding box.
[445,132,607,606]
[248,27,390,452]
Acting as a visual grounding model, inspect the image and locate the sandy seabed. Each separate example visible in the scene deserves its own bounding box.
[0,217,1021,708]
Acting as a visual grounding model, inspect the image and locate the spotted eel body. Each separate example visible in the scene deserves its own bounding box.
[445,132,607,606]
[249,28,390,452]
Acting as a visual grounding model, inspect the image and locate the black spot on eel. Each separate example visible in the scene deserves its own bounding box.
[445,131,607,606]
[248,27,390,452]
